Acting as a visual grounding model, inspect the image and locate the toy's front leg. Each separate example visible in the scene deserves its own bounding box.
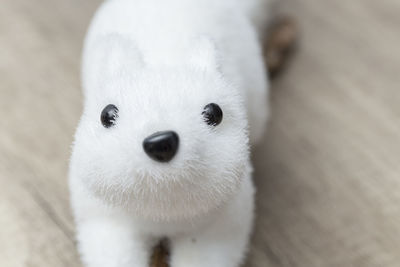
[170,213,253,267]
[170,180,254,267]
[76,217,152,267]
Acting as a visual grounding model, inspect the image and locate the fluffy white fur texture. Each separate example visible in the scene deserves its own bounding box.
[69,0,271,266]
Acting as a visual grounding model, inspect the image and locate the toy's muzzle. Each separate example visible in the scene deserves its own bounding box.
[143,131,179,163]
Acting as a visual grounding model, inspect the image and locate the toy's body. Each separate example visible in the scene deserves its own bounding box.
[70,0,271,266]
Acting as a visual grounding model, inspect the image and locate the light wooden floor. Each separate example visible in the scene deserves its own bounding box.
[1,0,400,266]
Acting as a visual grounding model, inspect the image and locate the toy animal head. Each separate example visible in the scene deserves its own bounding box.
[70,34,250,221]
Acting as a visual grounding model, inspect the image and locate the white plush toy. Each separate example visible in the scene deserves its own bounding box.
[69,0,273,266]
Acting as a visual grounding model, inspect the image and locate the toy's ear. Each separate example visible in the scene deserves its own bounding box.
[187,36,220,72]
[83,34,144,90]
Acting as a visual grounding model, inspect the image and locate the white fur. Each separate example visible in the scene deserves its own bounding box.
[70,0,271,266]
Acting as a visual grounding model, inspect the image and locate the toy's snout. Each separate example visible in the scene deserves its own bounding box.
[143,131,179,163]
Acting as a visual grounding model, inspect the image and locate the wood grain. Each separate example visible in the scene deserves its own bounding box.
[1,0,400,266]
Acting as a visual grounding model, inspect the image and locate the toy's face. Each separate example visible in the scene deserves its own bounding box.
[70,35,250,220]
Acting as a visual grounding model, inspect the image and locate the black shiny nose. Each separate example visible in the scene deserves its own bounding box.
[143,131,179,163]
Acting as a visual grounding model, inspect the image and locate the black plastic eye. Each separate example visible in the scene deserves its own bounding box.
[101,104,119,128]
[202,103,223,126]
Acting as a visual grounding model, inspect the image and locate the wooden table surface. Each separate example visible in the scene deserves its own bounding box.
[1,0,400,266]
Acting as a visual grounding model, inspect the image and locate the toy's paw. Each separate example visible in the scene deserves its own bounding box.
[150,239,170,267]
[264,16,298,79]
